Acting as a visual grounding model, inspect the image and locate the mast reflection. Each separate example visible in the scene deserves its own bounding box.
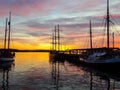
[50,57,61,90]
[0,61,15,90]
[83,66,120,90]
[66,59,120,90]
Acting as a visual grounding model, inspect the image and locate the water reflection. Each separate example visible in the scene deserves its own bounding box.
[89,71,112,90]
[68,61,120,90]
[50,55,120,90]
[50,58,60,90]
[0,61,15,90]
[0,53,119,90]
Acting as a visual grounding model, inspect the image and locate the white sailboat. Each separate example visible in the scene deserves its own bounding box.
[82,0,120,70]
[0,12,15,61]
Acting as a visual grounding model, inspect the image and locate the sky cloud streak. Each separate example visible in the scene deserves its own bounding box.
[0,0,120,49]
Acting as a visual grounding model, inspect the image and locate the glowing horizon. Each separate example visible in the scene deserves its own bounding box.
[0,0,120,50]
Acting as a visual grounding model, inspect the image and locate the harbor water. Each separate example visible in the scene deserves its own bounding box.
[0,52,120,90]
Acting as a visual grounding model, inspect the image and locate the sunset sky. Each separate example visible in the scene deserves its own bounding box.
[0,0,120,50]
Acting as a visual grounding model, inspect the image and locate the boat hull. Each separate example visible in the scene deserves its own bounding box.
[86,62,120,69]
[84,58,120,73]
[0,57,14,62]
[0,50,15,62]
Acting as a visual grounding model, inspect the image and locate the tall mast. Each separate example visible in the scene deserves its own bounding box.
[4,18,8,49]
[90,20,93,49]
[52,32,54,50]
[57,24,60,51]
[55,26,57,51]
[112,32,114,48]
[107,0,110,48]
[8,12,11,49]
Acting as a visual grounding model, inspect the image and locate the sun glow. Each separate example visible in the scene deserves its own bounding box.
[0,0,120,50]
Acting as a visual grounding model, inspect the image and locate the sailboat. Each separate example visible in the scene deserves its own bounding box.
[0,12,15,61]
[81,0,120,71]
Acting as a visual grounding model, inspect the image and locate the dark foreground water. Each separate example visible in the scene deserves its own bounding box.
[0,52,120,90]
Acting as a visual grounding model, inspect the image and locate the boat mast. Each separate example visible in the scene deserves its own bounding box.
[90,20,93,49]
[112,32,114,48]
[57,24,60,51]
[52,32,54,50]
[55,26,57,51]
[4,18,8,49]
[107,0,110,48]
[8,12,11,49]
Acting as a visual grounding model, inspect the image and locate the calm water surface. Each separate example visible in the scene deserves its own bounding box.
[0,52,120,90]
